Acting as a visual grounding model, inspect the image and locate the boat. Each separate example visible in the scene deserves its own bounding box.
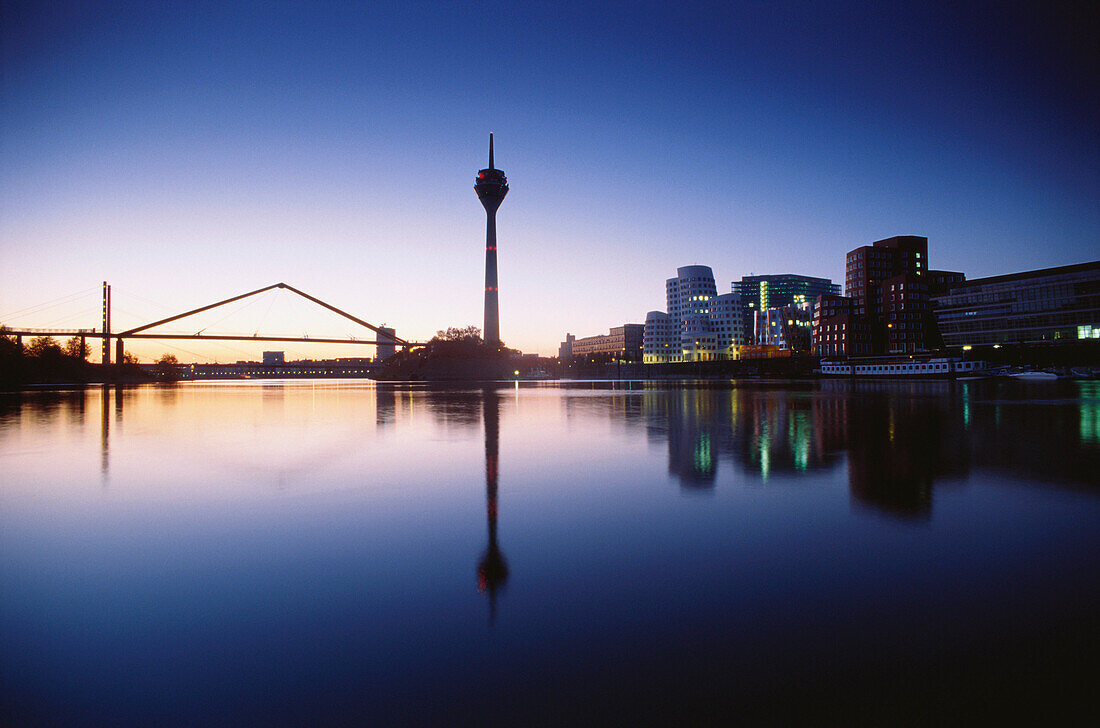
[1009,370,1059,380]
[819,357,987,377]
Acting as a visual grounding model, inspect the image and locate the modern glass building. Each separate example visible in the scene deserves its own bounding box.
[755,302,813,352]
[733,274,840,343]
[933,261,1100,346]
[734,274,841,311]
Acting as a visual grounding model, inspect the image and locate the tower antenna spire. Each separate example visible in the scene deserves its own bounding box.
[474,133,507,347]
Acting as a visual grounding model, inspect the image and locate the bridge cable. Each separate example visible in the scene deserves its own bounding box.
[189,293,269,336]
[255,289,278,337]
[155,341,214,362]
[0,286,99,323]
[115,289,179,314]
[109,305,260,360]
[39,307,102,329]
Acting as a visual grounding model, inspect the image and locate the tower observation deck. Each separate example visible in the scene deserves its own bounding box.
[475,133,508,347]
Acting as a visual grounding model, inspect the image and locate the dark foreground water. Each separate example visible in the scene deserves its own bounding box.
[2,379,1098,726]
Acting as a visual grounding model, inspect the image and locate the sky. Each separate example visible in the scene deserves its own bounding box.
[2,1,1097,360]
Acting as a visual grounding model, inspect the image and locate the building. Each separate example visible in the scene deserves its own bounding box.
[475,134,508,347]
[643,266,746,363]
[680,313,718,362]
[562,325,645,362]
[708,292,746,358]
[811,294,873,357]
[845,236,927,316]
[933,261,1100,347]
[558,333,575,360]
[644,266,717,363]
[740,344,792,359]
[927,270,966,295]
[880,273,935,353]
[668,265,718,323]
[841,235,961,353]
[262,351,285,365]
[377,327,397,361]
[642,311,675,363]
[733,274,840,343]
[755,302,812,352]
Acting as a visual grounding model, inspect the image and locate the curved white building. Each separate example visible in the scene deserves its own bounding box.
[643,266,745,363]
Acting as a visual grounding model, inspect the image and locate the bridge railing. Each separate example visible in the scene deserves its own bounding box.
[3,328,98,335]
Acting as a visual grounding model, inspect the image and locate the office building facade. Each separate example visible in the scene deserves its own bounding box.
[811,295,873,357]
[733,274,840,343]
[558,333,575,360]
[845,236,927,315]
[839,235,963,353]
[933,261,1100,347]
[755,302,813,352]
[562,324,645,362]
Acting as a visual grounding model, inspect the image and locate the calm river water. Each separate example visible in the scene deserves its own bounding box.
[2,380,1099,725]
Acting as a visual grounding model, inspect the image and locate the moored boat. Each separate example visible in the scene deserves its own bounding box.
[1009,370,1059,380]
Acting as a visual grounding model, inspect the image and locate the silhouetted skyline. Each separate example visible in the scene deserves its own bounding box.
[2,3,1096,359]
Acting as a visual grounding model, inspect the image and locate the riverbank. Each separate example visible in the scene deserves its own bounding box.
[0,361,154,390]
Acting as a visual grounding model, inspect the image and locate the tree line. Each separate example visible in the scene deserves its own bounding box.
[0,327,179,386]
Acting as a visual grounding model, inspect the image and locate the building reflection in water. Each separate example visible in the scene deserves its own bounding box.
[960,380,1100,484]
[663,389,717,489]
[477,387,508,622]
[842,391,968,519]
[375,383,396,428]
[641,384,965,516]
[627,380,1099,518]
[641,385,840,492]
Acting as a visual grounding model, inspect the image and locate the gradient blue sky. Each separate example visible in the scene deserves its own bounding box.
[2,1,1097,360]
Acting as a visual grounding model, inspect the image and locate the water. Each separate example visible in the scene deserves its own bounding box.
[2,380,1098,725]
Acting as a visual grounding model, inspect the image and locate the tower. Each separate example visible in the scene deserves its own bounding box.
[475,133,508,347]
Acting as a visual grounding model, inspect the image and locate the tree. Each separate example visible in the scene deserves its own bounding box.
[121,351,138,364]
[26,336,61,358]
[155,353,179,380]
[433,326,482,343]
[0,326,24,384]
[64,336,90,361]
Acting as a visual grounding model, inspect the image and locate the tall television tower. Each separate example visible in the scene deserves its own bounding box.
[474,133,508,347]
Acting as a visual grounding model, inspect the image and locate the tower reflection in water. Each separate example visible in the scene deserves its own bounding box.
[477,387,508,621]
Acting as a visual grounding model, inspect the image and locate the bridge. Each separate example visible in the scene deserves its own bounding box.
[3,281,425,364]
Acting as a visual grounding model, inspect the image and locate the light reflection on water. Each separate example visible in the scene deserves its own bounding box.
[1,379,1098,725]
